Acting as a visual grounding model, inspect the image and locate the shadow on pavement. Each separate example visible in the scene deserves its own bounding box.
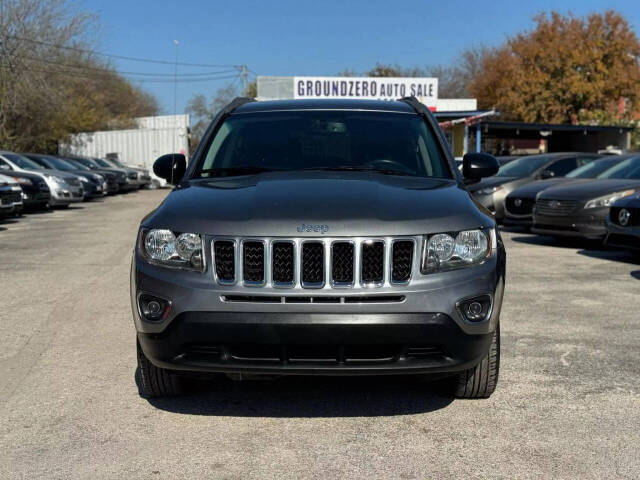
[510,234,603,250]
[631,270,640,280]
[576,248,640,266]
[136,369,454,417]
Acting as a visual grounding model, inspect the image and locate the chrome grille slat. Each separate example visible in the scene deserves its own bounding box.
[536,199,582,216]
[211,236,416,289]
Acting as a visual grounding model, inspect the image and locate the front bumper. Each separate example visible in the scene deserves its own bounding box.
[605,221,640,250]
[131,240,505,375]
[503,214,532,228]
[532,208,608,239]
[50,185,84,204]
[137,312,494,375]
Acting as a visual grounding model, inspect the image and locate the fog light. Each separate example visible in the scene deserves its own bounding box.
[458,295,492,322]
[139,294,170,321]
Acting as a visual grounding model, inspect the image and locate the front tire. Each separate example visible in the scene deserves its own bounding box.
[137,340,183,397]
[453,323,500,399]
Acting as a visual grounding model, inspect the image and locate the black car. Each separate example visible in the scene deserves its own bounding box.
[23,154,107,199]
[59,157,120,194]
[3,170,50,210]
[132,97,506,399]
[107,158,152,188]
[469,152,601,221]
[605,194,640,251]
[504,156,623,228]
[533,154,640,239]
[67,156,130,192]
[92,158,141,191]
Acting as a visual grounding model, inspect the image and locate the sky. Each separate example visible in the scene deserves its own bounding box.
[83,0,640,115]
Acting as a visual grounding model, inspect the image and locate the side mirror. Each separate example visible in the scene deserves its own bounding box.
[462,153,499,183]
[153,153,186,185]
[539,169,555,179]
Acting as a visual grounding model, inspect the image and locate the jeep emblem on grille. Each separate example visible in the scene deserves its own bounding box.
[618,208,631,226]
[297,223,329,234]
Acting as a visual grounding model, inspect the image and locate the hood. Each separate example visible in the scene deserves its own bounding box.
[0,173,19,187]
[469,176,517,193]
[508,178,586,199]
[143,171,494,237]
[611,192,640,208]
[539,179,640,201]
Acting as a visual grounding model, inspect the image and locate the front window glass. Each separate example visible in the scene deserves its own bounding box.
[566,158,622,178]
[4,153,44,170]
[494,155,551,177]
[195,111,451,178]
[597,157,640,179]
[95,159,113,168]
[44,156,75,171]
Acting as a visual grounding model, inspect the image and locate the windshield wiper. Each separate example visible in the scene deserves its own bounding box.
[300,166,415,176]
[196,166,283,178]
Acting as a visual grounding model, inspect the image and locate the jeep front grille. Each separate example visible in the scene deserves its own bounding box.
[211,237,417,289]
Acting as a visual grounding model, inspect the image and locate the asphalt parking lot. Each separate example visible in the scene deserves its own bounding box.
[1,189,639,479]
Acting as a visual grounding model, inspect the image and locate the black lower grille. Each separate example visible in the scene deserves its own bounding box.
[361,241,384,284]
[272,242,294,284]
[506,197,535,215]
[302,242,324,286]
[214,241,235,282]
[391,241,413,283]
[332,242,354,284]
[243,242,265,283]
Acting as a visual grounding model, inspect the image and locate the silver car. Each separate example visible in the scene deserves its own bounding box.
[0,151,84,206]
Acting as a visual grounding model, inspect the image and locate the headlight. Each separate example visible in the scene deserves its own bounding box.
[422,229,494,274]
[13,177,33,186]
[93,174,104,182]
[584,190,635,209]
[44,174,65,184]
[139,229,205,271]
[78,176,89,183]
[475,186,503,196]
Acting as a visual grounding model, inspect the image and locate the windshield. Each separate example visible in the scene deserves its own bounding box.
[4,153,45,170]
[43,156,76,171]
[566,157,623,178]
[597,156,640,179]
[494,155,552,177]
[63,158,90,171]
[94,158,114,168]
[195,111,451,179]
[110,159,125,167]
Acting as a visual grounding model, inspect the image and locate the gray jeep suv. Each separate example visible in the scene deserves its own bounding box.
[131,98,506,399]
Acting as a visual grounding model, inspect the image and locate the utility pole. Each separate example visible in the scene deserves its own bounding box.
[240,65,248,94]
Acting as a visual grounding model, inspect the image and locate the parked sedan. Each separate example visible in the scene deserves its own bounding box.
[64,156,127,193]
[79,157,138,192]
[0,152,83,206]
[0,173,23,217]
[23,154,107,199]
[95,158,145,189]
[504,156,623,228]
[469,153,601,221]
[105,158,152,188]
[3,170,51,210]
[58,157,120,194]
[532,154,640,240]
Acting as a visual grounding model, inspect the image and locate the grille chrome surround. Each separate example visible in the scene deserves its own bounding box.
[360,240,385,286]
[211,236,418,290]
[391,239,415,284]
[301,241,325,289]
[240,239,267,287]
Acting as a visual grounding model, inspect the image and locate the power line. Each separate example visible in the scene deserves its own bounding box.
[0,63,241,83]
[1,34,243,69]
[22,55,238,78]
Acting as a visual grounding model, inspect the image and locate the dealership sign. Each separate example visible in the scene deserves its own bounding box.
[293,76,438,109]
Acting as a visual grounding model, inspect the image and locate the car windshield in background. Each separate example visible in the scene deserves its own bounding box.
[494,155,551,177]
[565,157,624,178]
[64,159,90,171]
[597,156,640,179]
[44,156,77,171]
[94,159,114,168]
[4,153,45,170]
[195,111,451,179]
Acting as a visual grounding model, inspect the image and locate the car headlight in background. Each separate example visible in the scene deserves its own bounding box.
[422,229,495,274]
[583,190,635,209]
[44,174,66,185]
[12,176,33,186]
[474,186,503,196]
[140,229,205,271]
[78,176,89,183]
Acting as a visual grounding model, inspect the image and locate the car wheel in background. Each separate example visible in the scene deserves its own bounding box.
[453,324,500,399]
